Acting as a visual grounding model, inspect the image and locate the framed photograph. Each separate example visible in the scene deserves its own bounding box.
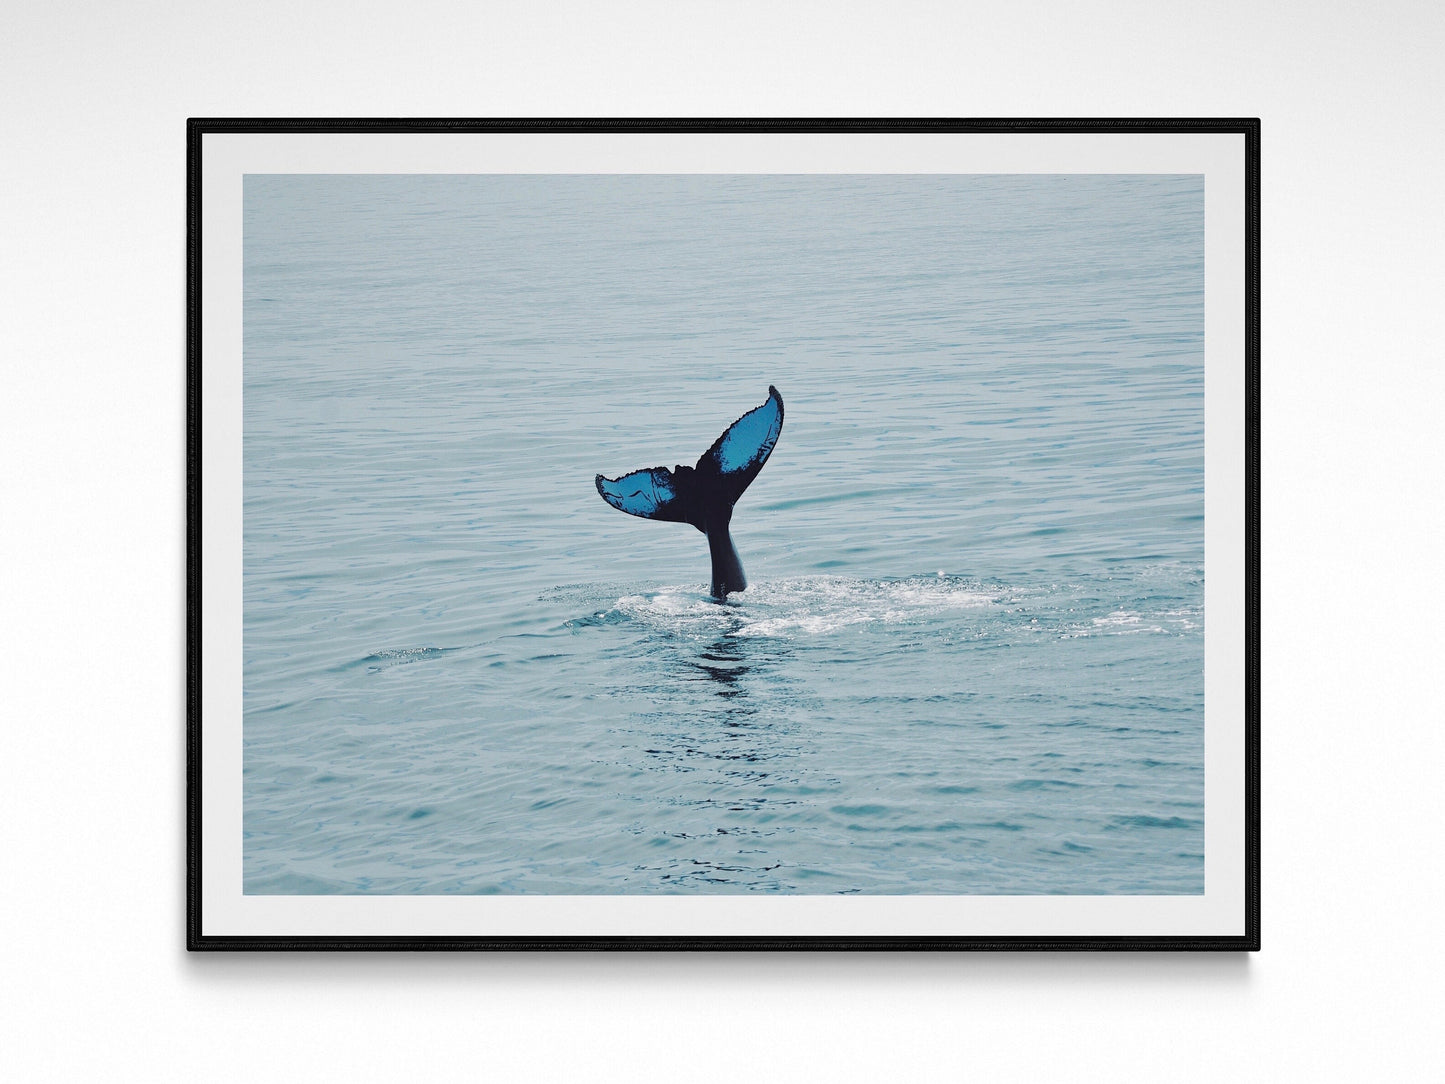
[188,119,1259,950]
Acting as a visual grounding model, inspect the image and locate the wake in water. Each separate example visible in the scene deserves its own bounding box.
[615,575,996,638]
[560,571,1201,645]
[567,574,1007,641]
[325,570,1202,681]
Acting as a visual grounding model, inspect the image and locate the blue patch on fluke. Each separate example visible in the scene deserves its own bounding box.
[596,466,679,520]
[710,391,783,475]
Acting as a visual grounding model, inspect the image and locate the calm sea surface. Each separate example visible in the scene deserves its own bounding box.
[243,174,1204,894]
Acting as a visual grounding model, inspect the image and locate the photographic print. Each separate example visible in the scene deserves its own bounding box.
[189,120,1259,948]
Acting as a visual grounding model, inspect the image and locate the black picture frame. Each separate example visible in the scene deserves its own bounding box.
[189,118,1259,950]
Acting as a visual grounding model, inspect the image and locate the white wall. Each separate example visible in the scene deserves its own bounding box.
[3,2,1440,1079]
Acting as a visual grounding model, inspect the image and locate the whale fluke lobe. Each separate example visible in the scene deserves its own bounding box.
[595,386,784,600]
[594,466,692,524]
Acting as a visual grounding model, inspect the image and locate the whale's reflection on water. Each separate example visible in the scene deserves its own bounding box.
[611,627,817,891]
[690,633,752,696]
[638,627,801,789]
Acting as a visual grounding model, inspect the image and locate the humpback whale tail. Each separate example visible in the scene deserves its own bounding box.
[595,386,785,600]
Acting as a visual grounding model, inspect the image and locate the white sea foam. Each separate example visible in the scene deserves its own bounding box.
[611,576,998,640]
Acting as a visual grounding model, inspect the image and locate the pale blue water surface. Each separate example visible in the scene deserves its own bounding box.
[243,174,1204,894]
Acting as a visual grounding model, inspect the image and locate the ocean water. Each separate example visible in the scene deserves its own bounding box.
[242,173,1204,894]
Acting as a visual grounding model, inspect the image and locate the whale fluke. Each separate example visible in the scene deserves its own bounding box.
[595,386,784,599]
